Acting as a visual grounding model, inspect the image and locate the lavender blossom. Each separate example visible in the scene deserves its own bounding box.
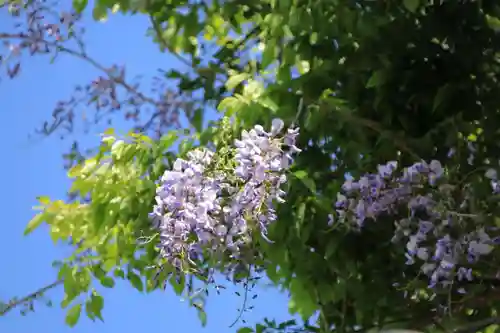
[227,119,300,248]
[149,148,222,268]
[149,119,301,268]
[335,159,499,291]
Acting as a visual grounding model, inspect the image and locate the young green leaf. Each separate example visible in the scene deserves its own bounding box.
[65,303,82,327]
[24,214,45,236]
[225,73,248,91]
[197,308,207,327]
[159,131,179,151]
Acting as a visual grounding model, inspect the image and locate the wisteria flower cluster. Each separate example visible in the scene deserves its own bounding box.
[149,119,301,270]
[335,159,500,291]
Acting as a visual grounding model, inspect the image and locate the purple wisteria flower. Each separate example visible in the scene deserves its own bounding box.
[149,148,222,268]
[149,119,301,269]
[229,119,301,244]
[335,159,499,291]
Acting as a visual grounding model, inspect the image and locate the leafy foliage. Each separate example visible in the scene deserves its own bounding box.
[5,0,500,332]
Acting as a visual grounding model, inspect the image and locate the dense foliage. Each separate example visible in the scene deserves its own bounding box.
[4,0,500,332]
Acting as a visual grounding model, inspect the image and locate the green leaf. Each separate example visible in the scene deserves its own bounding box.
[179,139,194,156]
[467,133,477,142]
[278,320,296,329]
[485,324,499,333]
[237,328,254,333]
[92,4,108,21]
[289,280,317,320]
[127,272,143,292]
[72,0,88,13]
[296,202,306,224]
[159,131,178,150]
[295,202,306,236]
[170,274,185,295]
[218,96,244,116]
[433,84,453,111]
[486,15,500,31]
[293,170,316,193]
[197,308,207,326]
[65,303,82,327]
[99,276,115,288]
[257,96,279,112]
[113,268,125,279]
[403,0,419,13]
[85,292,104,322]
[190,108,204,133]
[225,73,248,91]
[297,61,310,75]
[37,196,51,205]
[24,213,45,236]
[61,267,80,308]
[85,301,95,321]
[256,324,266,333]
[243,80,264,99]
[261,41,276,69]
[366,70,387,88]
[293,170,307,179]
[325,241,339,259]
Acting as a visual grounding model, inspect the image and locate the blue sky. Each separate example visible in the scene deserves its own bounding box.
[0,7,294,333]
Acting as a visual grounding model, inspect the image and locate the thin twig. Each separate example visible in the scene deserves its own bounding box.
[229,267,252,328]
[0,32,160,107]
[0,279,63,316]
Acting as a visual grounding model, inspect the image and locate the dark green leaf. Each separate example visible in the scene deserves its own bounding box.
[72,0,88,13]
[99,276,115,288]
[366,70,387,88]
[433,84,453,111]
[403,0,420,12]
[294,170,316,193]
[85,292,104,322]
[190,108,204,133]
[237,328,254,333]
[256,324,266,333]
[127,272,143,292]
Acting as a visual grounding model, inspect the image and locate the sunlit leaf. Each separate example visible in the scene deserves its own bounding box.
[65,303,82,327]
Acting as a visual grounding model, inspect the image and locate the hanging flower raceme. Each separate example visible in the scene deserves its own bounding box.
[228,119,301,246]
[148,148,222,268]
[335,160,500,291]
[149,118,301,269]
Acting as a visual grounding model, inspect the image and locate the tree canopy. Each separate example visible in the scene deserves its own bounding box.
[4,0,500,332]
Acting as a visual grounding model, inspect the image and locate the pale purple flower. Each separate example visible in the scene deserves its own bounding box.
[335,158,499,291]
[150,119,301,267]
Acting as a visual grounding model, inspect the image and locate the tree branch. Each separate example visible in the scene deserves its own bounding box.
[0,32,160,107]
[0,279,63,316]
